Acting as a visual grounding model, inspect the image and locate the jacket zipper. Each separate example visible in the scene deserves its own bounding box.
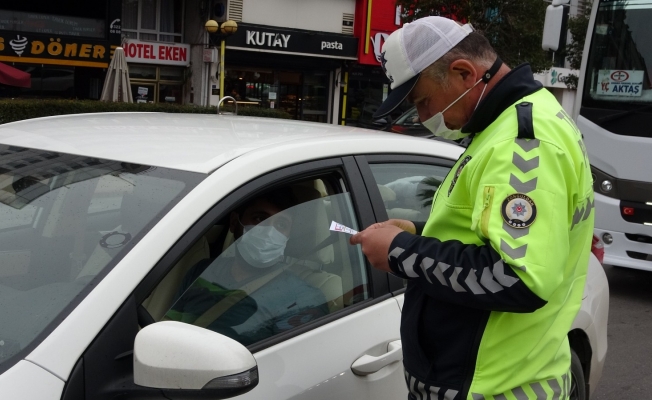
[480,187,494,239]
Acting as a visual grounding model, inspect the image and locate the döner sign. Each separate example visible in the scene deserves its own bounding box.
[0,33,110,68]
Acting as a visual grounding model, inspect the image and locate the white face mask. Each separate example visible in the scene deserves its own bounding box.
[236,224,289,269]
[421,78,488,140]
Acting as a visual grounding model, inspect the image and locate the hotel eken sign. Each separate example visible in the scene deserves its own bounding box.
[123,39,190,67]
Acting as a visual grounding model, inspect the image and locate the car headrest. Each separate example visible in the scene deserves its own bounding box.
[284,185,334,264]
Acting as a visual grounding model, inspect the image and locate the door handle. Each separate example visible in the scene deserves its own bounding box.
[351,340,402,376]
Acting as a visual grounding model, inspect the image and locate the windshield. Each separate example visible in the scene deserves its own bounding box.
[0,145,202,371]
[581,0,652,135]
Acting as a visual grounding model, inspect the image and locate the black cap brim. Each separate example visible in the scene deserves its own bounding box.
[373,74,420,119]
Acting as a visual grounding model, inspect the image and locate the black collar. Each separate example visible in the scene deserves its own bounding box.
[461,63,543,134]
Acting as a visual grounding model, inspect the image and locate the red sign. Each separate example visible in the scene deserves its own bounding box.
[355,0,402,66]
[610,70,629,82]
[123,39,190,66]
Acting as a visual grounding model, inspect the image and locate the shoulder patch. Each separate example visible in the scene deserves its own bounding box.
[501,193,537,228]
[448,155,472,196]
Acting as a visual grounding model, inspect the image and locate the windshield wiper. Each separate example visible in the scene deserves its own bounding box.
[596,104,652,127]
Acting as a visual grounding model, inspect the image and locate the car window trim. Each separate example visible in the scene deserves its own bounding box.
[135,156,390,352]
[342,156,390,296]
[355,154,456,294]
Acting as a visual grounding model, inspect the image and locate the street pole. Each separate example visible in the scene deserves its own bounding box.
[219,39,226,100]
[205,19,237,106]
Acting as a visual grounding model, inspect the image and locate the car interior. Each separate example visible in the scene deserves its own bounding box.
[141,174,370,342]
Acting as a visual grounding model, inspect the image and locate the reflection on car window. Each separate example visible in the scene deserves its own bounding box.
[369,163,450,223]
[151,177,370,346]
[0,145,201,369]
[396,107,420,126]
[369,163,451,289]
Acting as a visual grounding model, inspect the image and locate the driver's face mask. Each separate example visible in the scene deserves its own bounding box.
[236,222,289,269]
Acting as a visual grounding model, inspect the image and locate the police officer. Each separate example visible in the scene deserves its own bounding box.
[351,16,594,400]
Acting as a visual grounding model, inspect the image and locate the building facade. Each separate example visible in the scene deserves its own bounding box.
[0,0,382,124]
[0,0,588,123]
[341,0,402,127]
[121,0,190,104]
[184,0,360,123]
[0,1,122,99]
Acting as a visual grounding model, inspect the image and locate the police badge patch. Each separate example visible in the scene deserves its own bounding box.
[501,193,537,228]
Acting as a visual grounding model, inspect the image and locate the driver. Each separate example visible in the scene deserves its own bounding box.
[166,187,328,345]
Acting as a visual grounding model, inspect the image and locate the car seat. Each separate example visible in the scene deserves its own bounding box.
[283,184,343,313]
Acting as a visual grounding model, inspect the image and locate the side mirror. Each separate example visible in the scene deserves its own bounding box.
[134,321,258,399]
[542,4,565,51]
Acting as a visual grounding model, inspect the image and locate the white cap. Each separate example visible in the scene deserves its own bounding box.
[374,17,474,118]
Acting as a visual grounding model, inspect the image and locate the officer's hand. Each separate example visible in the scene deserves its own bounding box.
[383,219,416,234]
[350,224,404,272]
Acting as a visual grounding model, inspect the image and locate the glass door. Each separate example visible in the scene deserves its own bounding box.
[301,71,329,123]
[277,71,301,120]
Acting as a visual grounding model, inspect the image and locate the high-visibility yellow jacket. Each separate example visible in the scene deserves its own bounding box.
[388,64,594,400]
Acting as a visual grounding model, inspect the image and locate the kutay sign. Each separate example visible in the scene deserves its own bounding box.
[355,0,402,66]
[123,40,190,66]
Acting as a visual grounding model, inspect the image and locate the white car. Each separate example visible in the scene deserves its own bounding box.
[0,113,608,400]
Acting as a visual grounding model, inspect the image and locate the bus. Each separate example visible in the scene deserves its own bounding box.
[546,0,652,271]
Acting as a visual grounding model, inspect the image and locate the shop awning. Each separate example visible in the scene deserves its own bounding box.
[0,62,31,88]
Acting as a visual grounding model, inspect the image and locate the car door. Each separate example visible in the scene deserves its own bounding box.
[352,154,457,299]
[69,157,407,400]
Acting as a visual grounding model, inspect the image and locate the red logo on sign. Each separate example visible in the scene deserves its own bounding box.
[611,70,629,82]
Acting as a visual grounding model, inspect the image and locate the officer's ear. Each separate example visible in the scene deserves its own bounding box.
[449,59,478,88]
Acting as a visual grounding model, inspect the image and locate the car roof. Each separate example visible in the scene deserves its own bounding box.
[0,112,460,173]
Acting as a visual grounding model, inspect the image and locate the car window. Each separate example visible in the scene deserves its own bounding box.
[0,145,202,370]
[368,163,450,223]
[368,162,452,290]
[144,174,370,346]
[395,107,420,127]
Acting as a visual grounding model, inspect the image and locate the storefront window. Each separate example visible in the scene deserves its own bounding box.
[129,65,157,80]
[0,65,74,99]
[121,0,183,43]
[129,64,184,103]
[160,66,183,81]
[225,69,273,107]
[224,68,331,122]
[158,84,182,104]
[132,83,156,103]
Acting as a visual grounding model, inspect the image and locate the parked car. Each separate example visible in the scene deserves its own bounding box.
[379,106,460,146]
[384,105,432,137]
[0,113,607,399]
